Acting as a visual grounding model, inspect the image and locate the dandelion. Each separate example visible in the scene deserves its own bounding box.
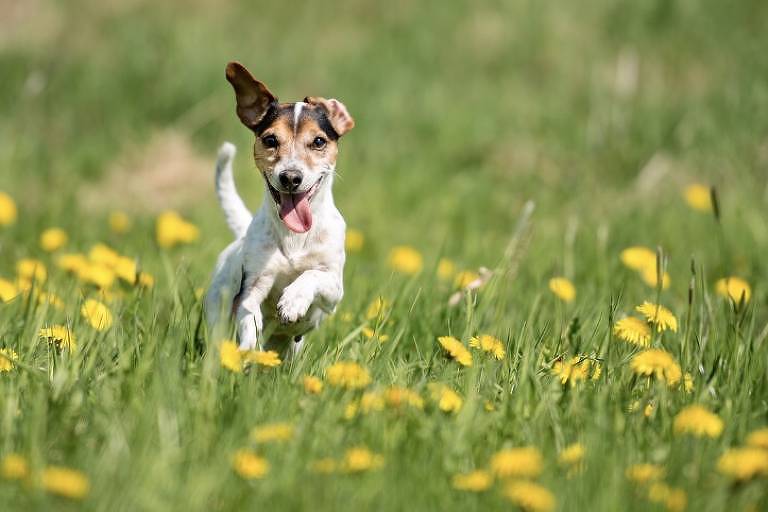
[251,422,294,443]
[454,270,480,289]
[437,258,456,280]
[613,317,651,346]
[746,428,768,449]
[683,184,712,212]
[341,447,384,473]
[109,211,131,234]
[361,326,390,343]
[715,277,751,304]
[40,228,68,252]
[345,229,364,252]
[88,243,120,267]
[451,470,492,492]
[383,386,424,410]
[245,350,282,368]
[620,246,656,271]
[156,210,200,248]
[138,272,155,288]
[630,349,682,386]
[303,375,324,394]
[552,356,593,386]
[39,326,77,351]
[468,334,505,360]
[388,245,423,275]
[0,348,18,372]
[640,265,671,290]
[437,336,473,366]
[502,480,555,512]
[42,466,90,500]
[219,340,242,373]
[673,405,724,438]
[309,458,337,474]
[428,383,463,413]
[648,482,687,512]
[626,463,664,483]
[717,448,768,480]
[17,259,47,285]
[549,277,576,302]
[0,192,17,226]
[232,449,269,479]
[0,278,19,303]
[78,263,117,289]
[1,454,28,480]
[326,361,371,389]
[113,256,138,284]
[366,297,389,320]
[683,372,694,393]
[558,443,585,466]
[636,302,678,332]
[490,447,543,478]
[57,253,89,274]
[38,292,64,309]
[80,299,113,331]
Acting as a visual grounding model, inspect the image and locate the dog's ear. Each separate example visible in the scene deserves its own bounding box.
[304,96,355,137]
[225,62,277,131]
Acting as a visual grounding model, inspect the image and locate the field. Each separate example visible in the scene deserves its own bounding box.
[1,0,768,510]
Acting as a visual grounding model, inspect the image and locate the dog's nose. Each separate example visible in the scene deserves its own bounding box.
[278,170,303,192]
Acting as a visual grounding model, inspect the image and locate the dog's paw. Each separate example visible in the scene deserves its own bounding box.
[277,284,313,324]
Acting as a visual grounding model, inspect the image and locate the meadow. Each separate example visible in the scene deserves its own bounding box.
[1,0,768,510]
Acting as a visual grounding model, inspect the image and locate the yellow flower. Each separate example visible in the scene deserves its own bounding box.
[451,470,492,492]
[388,245,423,275]
[326,361,371,389]
[454,270,480,289]
[80,299,113,331]
[38,292,64,310]
[673,405,724,438]
[0,192,18,226]
[630,349,682,386]
[365,297,389,320]
[39,326,77,351]
[469,334,505,360]
[77,263,117,289]
[552,356,592,386]
[245,350,282,368]
[361,326,390,343]
[0,348,18,372]
[502,480,555,512]
[549,277,576,302]
[641,265,671,289]
[341,447,383,473]
[0,278,19,303]
[683,372,694,393]
[232,449,269,479]
[17,259,47,285]
[138,272,155,288]
[57,253,89,274]
[613,317,651,347]
[635,302,678,332]
[428,383,463,413]
[251,422,294,443]
[626,463,664,483]
[156,210,200,248]
[42,466,90,500]
[345,229,364,252]
[437,258,456,280]
[383,386,424,410]
[558,443,585,466]
[220,340,242,373]
[109,211,131,234]
[746,428,768,449]
[114,256,138,284]
[40,228,68,252]
[303,375,324,394]
[648,482,688,512]
[683,184,712,212]
[437,336,473,366]
[1,454,28,480]
[309,458,337,474]
[715,277,751,304]
[717,448,768,480]
[490,447,543,478]
[89,243,120,267]
[620,246,657,271]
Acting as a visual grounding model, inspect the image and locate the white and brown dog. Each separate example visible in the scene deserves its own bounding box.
[205,61,354,356]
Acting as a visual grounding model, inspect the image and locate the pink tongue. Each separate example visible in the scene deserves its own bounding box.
[279,191,312,233]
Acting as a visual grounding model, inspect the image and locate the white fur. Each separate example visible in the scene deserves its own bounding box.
[205,141,345,356]
[214,143,251,238]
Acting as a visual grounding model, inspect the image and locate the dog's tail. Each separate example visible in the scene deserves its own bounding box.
[215,142,252,238]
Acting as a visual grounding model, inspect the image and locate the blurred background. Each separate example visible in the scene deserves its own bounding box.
[1,0,767,279]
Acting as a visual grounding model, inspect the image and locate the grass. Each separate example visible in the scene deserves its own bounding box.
[1,0,768,510]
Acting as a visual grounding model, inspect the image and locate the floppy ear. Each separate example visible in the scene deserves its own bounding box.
[225,62,277,131]
[304,96,355,137]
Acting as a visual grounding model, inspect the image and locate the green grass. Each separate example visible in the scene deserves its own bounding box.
[1,0,768,510]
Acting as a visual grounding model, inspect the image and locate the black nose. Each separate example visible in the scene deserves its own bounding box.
[278,170,303,192]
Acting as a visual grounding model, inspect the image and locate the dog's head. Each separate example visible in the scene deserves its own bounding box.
[225,61,354,233]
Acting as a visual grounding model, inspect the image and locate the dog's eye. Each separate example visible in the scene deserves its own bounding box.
[311,136,327,150]
[261,135,279,148]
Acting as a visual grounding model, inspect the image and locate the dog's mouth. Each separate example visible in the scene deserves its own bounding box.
[266,176,323,233]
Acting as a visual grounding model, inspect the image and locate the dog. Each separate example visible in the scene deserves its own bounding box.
[205,61,354,356]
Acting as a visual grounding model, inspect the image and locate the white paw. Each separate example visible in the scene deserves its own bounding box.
[277,284,313,323]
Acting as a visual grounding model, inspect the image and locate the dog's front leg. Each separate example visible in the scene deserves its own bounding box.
[235,275,274,350]
[277,270,343,323]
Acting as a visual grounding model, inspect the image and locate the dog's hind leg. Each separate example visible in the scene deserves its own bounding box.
[205,240,245,336]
